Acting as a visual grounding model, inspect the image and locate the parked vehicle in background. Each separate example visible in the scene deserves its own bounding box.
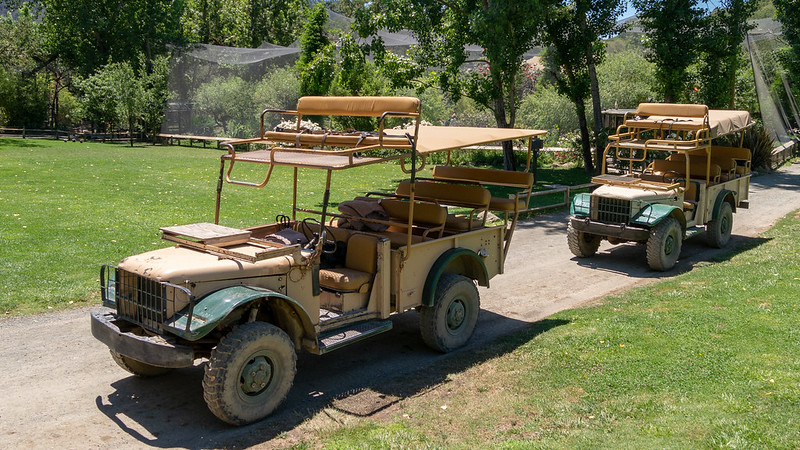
[568,103,753,271]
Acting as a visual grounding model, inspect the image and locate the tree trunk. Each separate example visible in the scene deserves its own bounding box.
[493,98,517,170]
[575,97,594,173]
[587,58,603,175]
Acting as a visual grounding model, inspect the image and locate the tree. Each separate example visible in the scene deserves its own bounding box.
[297,3,335,97]
[182,0,307,48]
[355,0,548,170]
[697,0,758,108]
[773,0,800,64]
[632,0,705,102]
[40,0,184,76]
[541,0,623,173]
[540,3,595,172]
[0,4,50,127]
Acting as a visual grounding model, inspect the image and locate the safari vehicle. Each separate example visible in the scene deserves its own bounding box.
[568,102,753,271]
[91,96,546,425]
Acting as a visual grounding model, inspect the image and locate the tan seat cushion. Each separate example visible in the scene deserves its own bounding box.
[319,268,372,293]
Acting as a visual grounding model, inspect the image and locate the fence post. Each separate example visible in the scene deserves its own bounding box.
[22,127,26,139]
[531,137,543,184]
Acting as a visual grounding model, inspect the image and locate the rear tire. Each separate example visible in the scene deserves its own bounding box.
[420,274,480,353]
[203,322,296,425]
[707,201,733,248]
[567,222,602,257]
[110,351,173,377]
[646,217,683,271]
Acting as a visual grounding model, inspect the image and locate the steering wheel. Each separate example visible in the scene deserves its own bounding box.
[300,218,338,254]
[661,170,682,183]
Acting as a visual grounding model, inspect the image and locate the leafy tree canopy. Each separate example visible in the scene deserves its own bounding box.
[354,0,549,169]
[632,0,705,102]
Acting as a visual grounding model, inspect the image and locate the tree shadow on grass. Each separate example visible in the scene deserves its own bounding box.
[0,138,49,148]
[94,312,568,448]
[571,234,771,277]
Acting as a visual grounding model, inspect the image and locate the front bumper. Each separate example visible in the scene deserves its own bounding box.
[570,217,650,241]
[91,311,195,368]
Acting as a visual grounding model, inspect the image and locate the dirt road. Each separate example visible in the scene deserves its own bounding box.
[2,162,799,448]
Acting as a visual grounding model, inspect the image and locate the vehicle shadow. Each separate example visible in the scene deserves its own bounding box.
[571,233,770,277]
[95,311,568,448]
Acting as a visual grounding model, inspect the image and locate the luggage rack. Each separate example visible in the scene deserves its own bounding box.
[160,223,299,263]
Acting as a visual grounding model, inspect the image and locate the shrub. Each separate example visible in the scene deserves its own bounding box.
[596,50,659,109]
[254,67,301,111]
[518,84,579,132]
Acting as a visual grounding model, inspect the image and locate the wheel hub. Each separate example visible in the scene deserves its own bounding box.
[241,356,272,395]
[664,234,675,255]
[447,300,466,331]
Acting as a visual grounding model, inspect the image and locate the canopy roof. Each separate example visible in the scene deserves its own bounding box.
[412,126,547,154]
[624,109,752,138]
[224,126,547,170]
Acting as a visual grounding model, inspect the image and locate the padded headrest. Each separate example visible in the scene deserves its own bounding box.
[636,103,708,118]
[296,96,421,117]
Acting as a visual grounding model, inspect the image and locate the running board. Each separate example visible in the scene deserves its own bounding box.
[318,320,393,354]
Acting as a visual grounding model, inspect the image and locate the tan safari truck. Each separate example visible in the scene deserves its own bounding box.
[568,103,753,271]
[91,96,546,425]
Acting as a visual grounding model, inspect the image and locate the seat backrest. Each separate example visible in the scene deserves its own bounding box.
[296,96,421,117]
[395,180,490,208]
[432,165,534,189]
[379,198,447,226]
[345,233,378,274]
[670,152,737,172]
[650,159,721,180]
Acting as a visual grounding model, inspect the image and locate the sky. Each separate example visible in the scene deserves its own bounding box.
[619,1,721,21]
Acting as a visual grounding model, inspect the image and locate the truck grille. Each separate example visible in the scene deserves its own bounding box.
[592,197,631,224]
[115,269,167,332]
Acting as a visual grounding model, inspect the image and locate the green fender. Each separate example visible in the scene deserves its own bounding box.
[712,190,737,220]
[422,248,489,307]
[631,203,686,230]
[164,285,314,342]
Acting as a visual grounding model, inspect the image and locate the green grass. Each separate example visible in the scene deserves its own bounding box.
[0,139,402,314]
[0,139,586,315]
[295,211,800,448]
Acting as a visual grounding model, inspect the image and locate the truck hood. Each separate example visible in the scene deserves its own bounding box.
[593,184,680,203]
[118,245,293,284]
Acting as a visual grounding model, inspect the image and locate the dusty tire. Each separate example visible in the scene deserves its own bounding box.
[420,273,480,353]
[707,201,733,248]
[567,222,602,257]
[110,350,173,377]
[203,322,296,425]
[646,217,683,271]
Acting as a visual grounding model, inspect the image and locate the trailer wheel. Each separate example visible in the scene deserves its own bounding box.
[203,322,296,425]
[110,351,173,377]
[567,222,602,257]
[646,217,683,271]
[707,201,733,248]
[420,273,480,353]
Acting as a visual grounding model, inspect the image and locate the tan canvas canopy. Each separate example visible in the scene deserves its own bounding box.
[411,126,547,154]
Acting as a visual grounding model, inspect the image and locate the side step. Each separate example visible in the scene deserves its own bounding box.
[318,320,393,354]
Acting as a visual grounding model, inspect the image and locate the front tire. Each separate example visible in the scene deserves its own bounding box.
[110,350,173,377]
[707,201,733,248]
[646,217,683,271]
[420,273,480,353]
[567,222,602,257]
[203,322,296,425]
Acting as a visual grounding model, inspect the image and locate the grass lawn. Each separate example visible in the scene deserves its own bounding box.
[0,138,590,315]
[288,211,800,448]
